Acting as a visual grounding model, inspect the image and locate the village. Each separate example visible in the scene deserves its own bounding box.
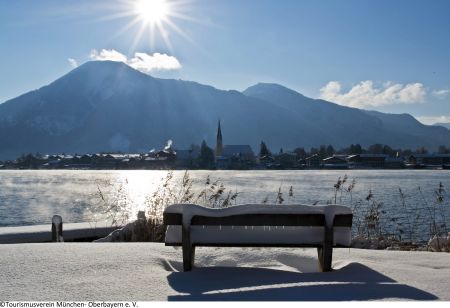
[1,121,450,170]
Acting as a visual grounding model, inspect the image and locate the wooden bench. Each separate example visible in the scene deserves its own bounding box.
[163,204,353,272]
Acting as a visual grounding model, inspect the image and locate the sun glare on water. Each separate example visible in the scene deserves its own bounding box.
[135,0,169,24]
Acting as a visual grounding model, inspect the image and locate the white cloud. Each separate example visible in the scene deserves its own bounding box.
[68,58,78,68]
[89,49,127,62]
[416,115,450,125]
[89,49,181,73]
[128,52,182,72]
[319,80,426,108]
[432,89,450,99]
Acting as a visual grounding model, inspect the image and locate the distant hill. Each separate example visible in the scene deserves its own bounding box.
[243,83,450,151]
[0,61,449,159]
[434,123,450,130]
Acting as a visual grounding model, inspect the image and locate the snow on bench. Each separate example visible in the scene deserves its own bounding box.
[164,204,353,272]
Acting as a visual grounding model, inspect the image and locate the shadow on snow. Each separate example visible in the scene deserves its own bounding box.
[165,260,438,301]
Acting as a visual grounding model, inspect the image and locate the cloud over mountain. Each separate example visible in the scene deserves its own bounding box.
[127,52,182,72]
[417,115,450,125]
[89,49,127,62]
[67,58,78,68]
[319,80,426,108]
[89,49,181,73]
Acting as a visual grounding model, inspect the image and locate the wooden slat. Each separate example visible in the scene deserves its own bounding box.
[333,214,353,227]
[163,213,182,225]
[166,242,322,248]
[190,213,325,226]
[164,213,353,228]
[165,242,350,248]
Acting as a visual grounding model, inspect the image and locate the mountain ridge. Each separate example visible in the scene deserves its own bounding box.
[434,122,450,130]
[0,61,448,160]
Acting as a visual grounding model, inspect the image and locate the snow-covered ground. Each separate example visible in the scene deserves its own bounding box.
[0,243,449,301]
[0,222,118,243]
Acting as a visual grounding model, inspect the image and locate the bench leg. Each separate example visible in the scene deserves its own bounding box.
[318,226,334,272]
[182,226,195,271]
[317,247,323,270]
[317,245,332,272]
[183,245,195,271]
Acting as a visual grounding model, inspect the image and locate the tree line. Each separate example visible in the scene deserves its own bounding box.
[2,142,450,168]
[259,141,450,160]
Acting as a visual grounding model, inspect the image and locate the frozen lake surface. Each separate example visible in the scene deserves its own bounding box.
[0,170,449,242]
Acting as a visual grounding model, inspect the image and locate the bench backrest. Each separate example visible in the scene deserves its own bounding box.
[164,204,353,247]
[164,210,352,228]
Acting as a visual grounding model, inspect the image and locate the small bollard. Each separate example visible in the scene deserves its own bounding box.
[51,215,63,242]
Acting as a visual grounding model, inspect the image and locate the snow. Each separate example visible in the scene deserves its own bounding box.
[0,243,448,301]
[165,204,352,246]
[164,203,352,228]
[0,222,118,244]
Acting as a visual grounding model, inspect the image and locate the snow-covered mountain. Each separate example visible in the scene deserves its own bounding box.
[243,83,450,151]
[0,61,449,159]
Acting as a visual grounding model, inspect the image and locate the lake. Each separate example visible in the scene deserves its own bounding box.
[0,170,449,242]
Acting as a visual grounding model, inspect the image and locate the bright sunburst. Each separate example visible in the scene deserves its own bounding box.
[104,0,199,52]
[134,0,169,24]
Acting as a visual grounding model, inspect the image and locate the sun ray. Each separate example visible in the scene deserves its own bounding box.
[94,0,205,54]
[129,20,149,54]
[163,18,212,59]
[149,22,156,50]
[110,17,143,41]
[157,21,174,53]
[163,18,194,44]
[95,11,136,22]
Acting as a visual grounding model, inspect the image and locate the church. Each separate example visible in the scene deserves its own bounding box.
[214,120,255,169]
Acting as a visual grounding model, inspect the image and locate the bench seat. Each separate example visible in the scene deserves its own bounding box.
[163,204,353,272]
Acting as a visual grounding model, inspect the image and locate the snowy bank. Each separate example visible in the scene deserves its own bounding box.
[0,243,448,301]
[0,222,119,244]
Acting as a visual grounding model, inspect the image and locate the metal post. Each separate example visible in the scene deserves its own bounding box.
[52,215,63,242]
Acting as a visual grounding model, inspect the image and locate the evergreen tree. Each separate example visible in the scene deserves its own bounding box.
[438,145,449,154]
[416,146,428,154]
[17,153,38,169]
[318,145,327,159]
[310,147,319,156]
[368,144,384,154]
[401,149,412,157]
[382,145,394,156]
[293,147,306,159]
[326,145,335,157]
[199,140,215,169]
[349,144,363,154]
[259,141,271,157]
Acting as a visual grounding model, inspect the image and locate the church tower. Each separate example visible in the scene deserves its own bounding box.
[215,120,223,157]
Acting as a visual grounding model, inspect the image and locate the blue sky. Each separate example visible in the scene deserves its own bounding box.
[1,0,449,124]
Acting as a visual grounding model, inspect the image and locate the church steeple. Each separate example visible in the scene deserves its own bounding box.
[215,120,223,157]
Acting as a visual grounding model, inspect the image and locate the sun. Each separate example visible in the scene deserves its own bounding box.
[103,0,199,52]
[135,0,169,24]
